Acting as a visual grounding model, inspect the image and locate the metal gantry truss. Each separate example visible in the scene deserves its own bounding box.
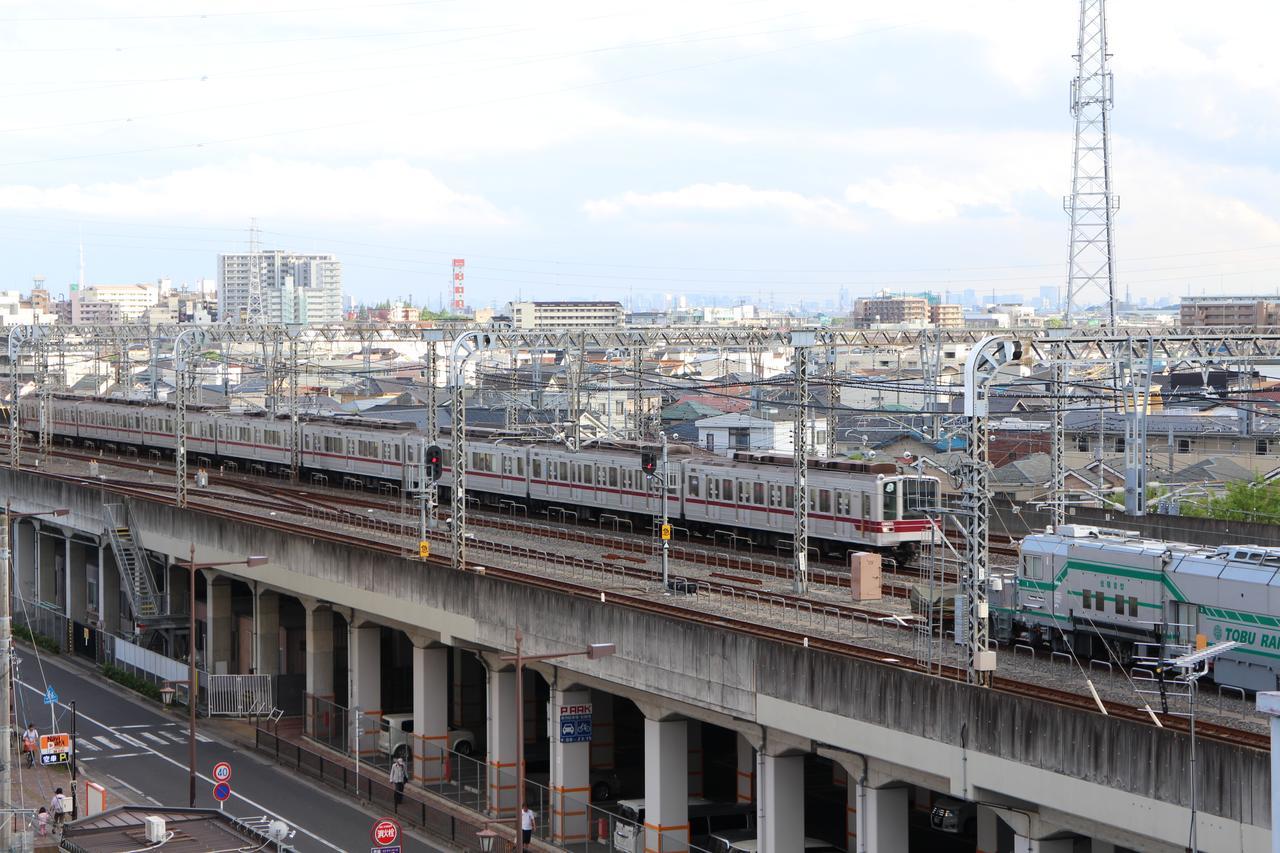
[791,332,815,594]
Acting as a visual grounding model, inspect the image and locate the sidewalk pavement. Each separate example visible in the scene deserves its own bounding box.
[8,734,140,852]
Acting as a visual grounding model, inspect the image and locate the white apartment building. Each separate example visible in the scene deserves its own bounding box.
[508,301,624,329]
[218,250,343,324]
[72,283,160,322]
[0,291,58,327]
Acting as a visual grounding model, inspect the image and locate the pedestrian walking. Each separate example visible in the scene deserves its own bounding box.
[50,788,67,834]
[21,723,38,768]
[389,756,408,805]
[36,807,48,836]
[520,804,536,851]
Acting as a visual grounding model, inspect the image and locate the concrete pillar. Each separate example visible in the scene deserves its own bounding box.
[644,718,688,853]
[204,571,232,674]
[94,543,104,620]
[756,752,804,853]
[1014,836,1072,853]
[254,590,280,676]
[977,805,999,853]
[686,720,703,797]
[451,647,465,727]
[735,733,754,804]
[37,527,57,606]
[14,522,36,603]
[62,536,72,618]
[411,644,448,783]
[861,784,908,853]
[590,692,614,771]
[304,605,335,737]
[350,623,382,763]
[844,771,857,853]
[101,546,120,634]
[66,540,87,623]
[549,687,590,845]
[486,667,519,818]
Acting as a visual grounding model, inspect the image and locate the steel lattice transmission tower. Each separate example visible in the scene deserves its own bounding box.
[1062,0,1118,324]
[245,218,265,324]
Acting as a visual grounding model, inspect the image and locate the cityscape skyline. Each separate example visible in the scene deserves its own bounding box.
[3,1,1280,308]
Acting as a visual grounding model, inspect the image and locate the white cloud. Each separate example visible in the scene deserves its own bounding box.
[0,157,511,227]
[583,182,862,231]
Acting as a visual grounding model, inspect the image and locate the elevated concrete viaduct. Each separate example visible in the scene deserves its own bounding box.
[2,469,1271,852]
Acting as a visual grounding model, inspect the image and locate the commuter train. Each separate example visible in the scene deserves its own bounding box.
[995,524,1280,693]
[21,395,941,558]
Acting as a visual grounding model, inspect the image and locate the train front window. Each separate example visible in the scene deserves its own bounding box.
[882,481,899,521]
[902,479,938,519]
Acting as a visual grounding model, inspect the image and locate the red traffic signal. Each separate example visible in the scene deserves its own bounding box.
[640,449,657,477]
[426,445,443,481]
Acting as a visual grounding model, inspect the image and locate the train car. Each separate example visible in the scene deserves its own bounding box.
[29,395,942,558]
[1002,525,1280,693]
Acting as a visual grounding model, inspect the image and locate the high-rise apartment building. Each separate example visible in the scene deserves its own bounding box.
[853,296,929,325]
[1179,296,1280,328]
[218,250,343,323]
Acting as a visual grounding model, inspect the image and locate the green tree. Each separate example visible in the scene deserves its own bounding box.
[1182,478,1280,524]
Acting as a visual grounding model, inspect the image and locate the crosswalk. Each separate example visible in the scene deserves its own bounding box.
[75,723,211,761]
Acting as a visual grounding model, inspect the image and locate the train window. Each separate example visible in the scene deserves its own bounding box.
[1115,594,1124,615]
[707,478,718,499]
[837,492,850,515]
[666,471,677,492]
[769,484,782,507]
[395,445,402,462]
[599,467,608,486]
[722,479,733,502]
[1128,596,1138,617]
[560,461,569,481]
[903,479,938,519]
[738,481,750,504]
[1082,590,1091,609]
[1097,593,1107,612]
[753,482,764,505]
[532,458,542,478]
[882,482,899,520]
[304,435,312,450]
[1022,555,1043,580]
[502,457,512,475]
[785,485,795,508]
[517,457,523,475]
[688,475,699,497]
[609,468,618,488]
[862,493,871,519]
[324,436,344,454]
[819,490,831,513]
[359,440,378,458]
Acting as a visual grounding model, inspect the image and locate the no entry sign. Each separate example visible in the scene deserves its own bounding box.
[372,818,400,846]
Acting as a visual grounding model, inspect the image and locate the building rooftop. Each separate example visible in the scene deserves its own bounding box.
[60,807,288,853]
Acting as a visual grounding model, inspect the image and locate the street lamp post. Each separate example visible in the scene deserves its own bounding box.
[0,500,67,847]
[499,629,615,829]
[166,544,267,808]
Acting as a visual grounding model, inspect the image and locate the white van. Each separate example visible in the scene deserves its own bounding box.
[377,713,476,761]
[613,798,754,853]
[709,830,841,853]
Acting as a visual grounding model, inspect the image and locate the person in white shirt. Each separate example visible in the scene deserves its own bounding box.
[21,724,38,768]
[520,805,536,850]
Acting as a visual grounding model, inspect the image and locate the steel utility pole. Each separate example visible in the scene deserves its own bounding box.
[960,338,1021,686]
[660,432,670,591]
[791,331,815,595]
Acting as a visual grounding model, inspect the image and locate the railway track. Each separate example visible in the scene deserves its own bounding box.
[10,456,1267,752]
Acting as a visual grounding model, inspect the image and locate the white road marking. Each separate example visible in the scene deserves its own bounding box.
[117,733,145,748]
[161,731,186,744]
[93,735,120,750]
[141,732,167,746]
[76,738,100,752]
[100,751,148,759]
[18,679,345,853]
[116,724,150,729]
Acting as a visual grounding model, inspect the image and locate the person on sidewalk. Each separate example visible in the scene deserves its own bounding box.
[50,789,67,834]
[389,756,408,805]
[520,804,536,851]
[36,807,48,836]
[22,724,38,768]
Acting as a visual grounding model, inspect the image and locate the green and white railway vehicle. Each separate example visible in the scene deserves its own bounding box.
[997,524,1280,693]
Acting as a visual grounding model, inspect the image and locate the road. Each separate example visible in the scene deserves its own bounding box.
[14,649,448,853]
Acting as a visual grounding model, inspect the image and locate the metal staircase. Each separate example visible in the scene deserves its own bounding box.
[103,502,165,620]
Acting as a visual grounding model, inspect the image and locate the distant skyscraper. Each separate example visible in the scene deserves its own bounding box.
[218,250,342,323]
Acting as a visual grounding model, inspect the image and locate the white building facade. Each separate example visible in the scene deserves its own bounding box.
[218,251,343,323]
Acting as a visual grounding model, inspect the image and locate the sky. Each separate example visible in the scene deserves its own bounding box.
[3,0,1280,311]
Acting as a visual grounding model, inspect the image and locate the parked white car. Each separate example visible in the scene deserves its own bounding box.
[378,713,476,762]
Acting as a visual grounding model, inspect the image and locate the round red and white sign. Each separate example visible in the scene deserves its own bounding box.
[372,818,400,846]
[212,761,232,783]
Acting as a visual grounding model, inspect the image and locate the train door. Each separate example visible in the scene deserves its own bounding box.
[833,489,854,542]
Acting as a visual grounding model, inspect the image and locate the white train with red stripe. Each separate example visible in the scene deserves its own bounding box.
[24,395,939,556]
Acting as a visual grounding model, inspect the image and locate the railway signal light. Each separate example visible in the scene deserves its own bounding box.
[426,444,443,482]
[640,448,657,477]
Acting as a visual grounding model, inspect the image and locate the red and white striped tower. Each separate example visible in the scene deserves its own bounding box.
[451,259,465,312]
